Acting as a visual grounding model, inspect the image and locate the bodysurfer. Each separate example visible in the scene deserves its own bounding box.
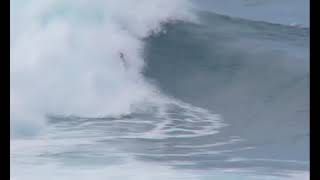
[119,52,128,69]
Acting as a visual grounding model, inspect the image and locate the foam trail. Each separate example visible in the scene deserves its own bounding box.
[10,0,196,136]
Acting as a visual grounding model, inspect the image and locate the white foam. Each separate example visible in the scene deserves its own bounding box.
[10,0,196,136]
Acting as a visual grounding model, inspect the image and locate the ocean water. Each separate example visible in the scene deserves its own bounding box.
[10,0,309,179]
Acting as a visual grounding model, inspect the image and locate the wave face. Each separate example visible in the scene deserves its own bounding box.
[11,1,309,180]
[144,11,309,176]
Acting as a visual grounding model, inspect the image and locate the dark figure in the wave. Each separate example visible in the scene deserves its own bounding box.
[119,52,128,69]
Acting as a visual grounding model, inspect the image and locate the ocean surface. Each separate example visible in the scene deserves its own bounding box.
[10,0,309,179]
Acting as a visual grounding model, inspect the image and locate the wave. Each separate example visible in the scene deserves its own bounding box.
[143,11,309,162]
[10,1,309,179]
[10,0,309,138]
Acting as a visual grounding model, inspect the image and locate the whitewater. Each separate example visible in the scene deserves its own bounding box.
[10,0,309,179]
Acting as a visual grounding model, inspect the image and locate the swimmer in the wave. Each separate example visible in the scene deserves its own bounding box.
[119,52,128,69]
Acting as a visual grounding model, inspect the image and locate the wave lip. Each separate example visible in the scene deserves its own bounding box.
[192,0,309,28]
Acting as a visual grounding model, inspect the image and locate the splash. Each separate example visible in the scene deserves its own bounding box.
[10,0,196,136]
